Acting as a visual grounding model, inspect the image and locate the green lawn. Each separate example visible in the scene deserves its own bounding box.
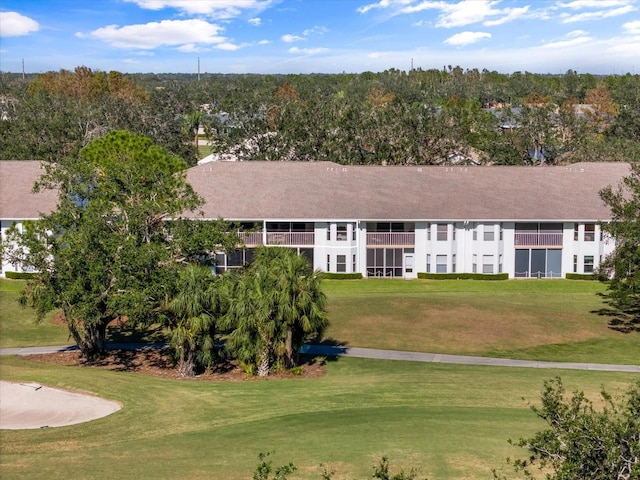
[323,279,640,365]
[1,354,637,480]
[0,279,70,347]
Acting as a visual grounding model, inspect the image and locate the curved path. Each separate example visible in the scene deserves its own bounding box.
[1,343,639,373]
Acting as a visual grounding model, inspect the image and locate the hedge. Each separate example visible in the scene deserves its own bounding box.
[321,272,363,280]
[4,271,37,280]
[417,272,509,281]
[565,273,597,281]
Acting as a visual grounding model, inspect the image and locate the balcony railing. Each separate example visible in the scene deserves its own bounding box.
[514,233,563,247]
[266,232,315,246]
[238,231,264,246]
[366,232,415,246]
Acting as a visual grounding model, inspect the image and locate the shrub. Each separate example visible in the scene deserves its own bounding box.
[565,273,597,280]
[321,272,363,280]
[417,273,508,281]
[4,271,37,280]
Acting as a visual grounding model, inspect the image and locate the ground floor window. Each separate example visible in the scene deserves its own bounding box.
[336,255,346,272]
[514,248,562,278]
[436,254,447,273]
[483,254,494,274]
[215,248,256,274]
[584,255,594,273]
[367,248,413,277]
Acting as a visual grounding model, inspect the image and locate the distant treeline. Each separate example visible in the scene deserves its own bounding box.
[1,66,639,165]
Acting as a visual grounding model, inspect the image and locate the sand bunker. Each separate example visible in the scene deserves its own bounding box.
[0,381,121,430]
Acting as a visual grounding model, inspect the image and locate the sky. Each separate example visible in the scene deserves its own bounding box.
[0,0,639,75]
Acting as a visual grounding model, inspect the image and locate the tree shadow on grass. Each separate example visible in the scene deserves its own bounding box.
[591,307,640,333]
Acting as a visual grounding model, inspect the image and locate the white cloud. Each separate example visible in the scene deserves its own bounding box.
[483,6,530,26]
[77,19,226,49]
[216,42,242,51]
[623,20,640,34]
[258,39,271,45]
[248,17,262,26]
[566,29,588,37]
[444,31,491,46]
[357,0,415,14]
[561,5,636,23]
[303,26,329,36]
[0,11,39,37]
[288,47,329,55]
[364,0,533,29]
[125,0,274,18]
[558,0,634,9]
[539,36,592,48]
[281,34,304,43]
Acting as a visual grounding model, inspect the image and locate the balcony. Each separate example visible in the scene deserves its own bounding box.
[238,231,264,246]
[514,233,563,247]
[266,232,314,246]
[366,232,415,247]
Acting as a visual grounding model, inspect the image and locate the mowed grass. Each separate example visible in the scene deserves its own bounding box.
[0,279,70,348]
[1,354,638,480]
[323,279,640,365]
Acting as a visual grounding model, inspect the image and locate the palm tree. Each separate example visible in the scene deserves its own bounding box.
[167,265,226,378]
[223,247,327,376]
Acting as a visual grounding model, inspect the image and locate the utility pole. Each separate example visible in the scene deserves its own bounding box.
[197,57,200,82]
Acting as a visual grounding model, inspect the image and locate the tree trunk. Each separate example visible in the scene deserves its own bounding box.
[80,320,108,362]
[284,327,295,369]
[62,308,109,361]
[257,350,270,377]
[178,344,196,378]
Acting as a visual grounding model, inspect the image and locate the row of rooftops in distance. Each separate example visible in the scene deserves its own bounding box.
[0,160,630,223]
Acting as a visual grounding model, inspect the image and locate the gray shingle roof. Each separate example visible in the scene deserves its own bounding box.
[1,161,630,223]
[186,161,629,222]
[0,161,57,219]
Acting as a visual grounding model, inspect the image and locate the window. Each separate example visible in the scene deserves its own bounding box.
[352,254,356,272]
[484,225,495,241]
[472,254,477,273]
[574,223,579,241]
[584,255,594,273]
[426,254,431,273]
[352,224,357,241]
[499,254,503,273]
[427,224,431,241]
[482,255,494,274]
[326,254,330,271]
[337,255,346,272]
[499,223,503,241]
[452,225,456,241]
[327,226,331,241]
[573,255,578,273]
[584,224,595,242]
[436,255,447,273]
[452,254,456,273]
[337,224,348,241]
[473,223,477,241]
[437,224,448,241]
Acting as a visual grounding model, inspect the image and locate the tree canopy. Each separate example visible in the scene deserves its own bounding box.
[599,163,640,332]
[495,377,640,480]
[223,247,328,376]
[2,131,234,359]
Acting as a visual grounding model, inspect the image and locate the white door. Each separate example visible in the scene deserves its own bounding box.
[403,253,415,278]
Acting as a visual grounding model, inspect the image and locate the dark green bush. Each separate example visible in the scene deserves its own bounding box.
[4,271,36,280]
[321,272,363,280]
[417,272,509,281]
[565,273,597,280]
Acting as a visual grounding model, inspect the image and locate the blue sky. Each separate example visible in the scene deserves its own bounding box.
[1,0,639,75]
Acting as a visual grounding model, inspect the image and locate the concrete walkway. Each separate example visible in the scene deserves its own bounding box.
[2,343,640,373]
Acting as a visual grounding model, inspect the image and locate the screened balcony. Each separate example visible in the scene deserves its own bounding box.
[514,233,563,247]
[366,232,415,246]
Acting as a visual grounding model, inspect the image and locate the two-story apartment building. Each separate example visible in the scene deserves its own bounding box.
[183,161,628,279]
[1,160,630,279]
